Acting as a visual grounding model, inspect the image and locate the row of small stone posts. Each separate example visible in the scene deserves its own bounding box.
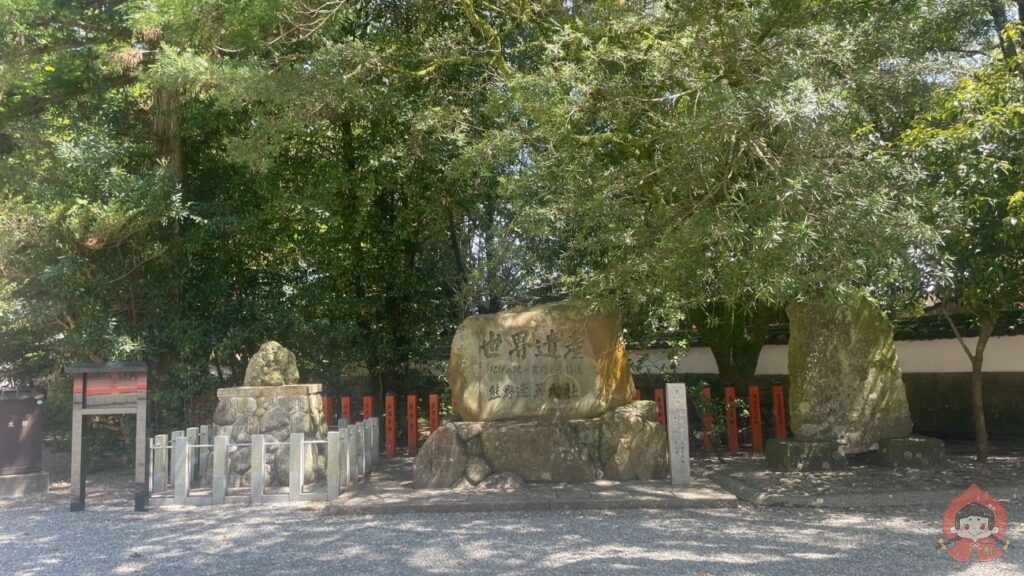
[148,418,380,506]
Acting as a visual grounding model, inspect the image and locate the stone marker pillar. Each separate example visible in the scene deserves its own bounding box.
[250,434,265,503]
[152,434,168,491]
[341,427,351,487]
[327,431,341,499]
[346,424,357,482]
[289,433,303,501]
[212,435,227,504]
[666,383,690,487]
[173,436,188,504]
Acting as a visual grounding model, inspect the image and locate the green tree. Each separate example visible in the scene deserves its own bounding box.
[474,1,991,359]
[900,48,1024,461]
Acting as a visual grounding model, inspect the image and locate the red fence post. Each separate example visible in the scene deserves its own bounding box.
[428,394,440,434]
[322,397,335,428]
[341,396,352,423]
[384,394,396,458]
[653,388,666,426]
[407,395,418,456]
[634,388,642,401]
[772,385,787,439]
[362,395,374,422]
[701,387,715,452]
[748,386,764,453]
[725,387,739,453]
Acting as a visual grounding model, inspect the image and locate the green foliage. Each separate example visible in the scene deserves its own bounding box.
[900,55,1024,314]
[467,1,995,337]
[1,0,1020,444]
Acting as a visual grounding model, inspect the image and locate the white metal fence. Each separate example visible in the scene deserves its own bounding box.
[148,418,380,506]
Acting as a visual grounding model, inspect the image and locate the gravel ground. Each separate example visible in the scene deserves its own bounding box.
[2,475,1022,576]
[704,446,1024,501]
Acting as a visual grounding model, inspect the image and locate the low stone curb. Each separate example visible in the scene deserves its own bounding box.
[320,477,737,517]
[709,471,1024,508]
[322,496,736,517]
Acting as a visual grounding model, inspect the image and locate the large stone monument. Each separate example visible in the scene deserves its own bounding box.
[767,294,943,471]
[415,303,668,488]
[448,302,636,421]
[212,341,327,486]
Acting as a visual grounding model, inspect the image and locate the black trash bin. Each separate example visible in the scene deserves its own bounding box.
[0,387,46,476]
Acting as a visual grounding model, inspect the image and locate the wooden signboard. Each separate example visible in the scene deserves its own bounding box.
[68,362,148,512]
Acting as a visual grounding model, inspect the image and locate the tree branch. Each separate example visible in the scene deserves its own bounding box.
[940,301,975,362]
[459,0,513,79]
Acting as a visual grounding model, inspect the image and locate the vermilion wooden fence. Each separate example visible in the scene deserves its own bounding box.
[639,384,787,455]
[384,394,396,459]
[328,384,787,458]
[700,387,716,452]
[362,395,374,422]
[748,386,764,453]
[428,394,440,434]
[653,388,666,426]
[407,394,418,457]
[341,396,352,423]
[772,385,787,439]
[724,387,740,452]
[322,397,335,427]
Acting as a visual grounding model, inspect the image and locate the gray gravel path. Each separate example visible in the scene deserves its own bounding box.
[2,483,1022,576]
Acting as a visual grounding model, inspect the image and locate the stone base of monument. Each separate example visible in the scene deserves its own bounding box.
[765,439,847,472]
[413,401,668,489]
[213,383,327,486]
[0,472,49,498]
[865,436,946,469]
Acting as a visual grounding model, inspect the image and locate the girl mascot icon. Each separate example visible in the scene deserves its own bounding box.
[940,484,1012,563]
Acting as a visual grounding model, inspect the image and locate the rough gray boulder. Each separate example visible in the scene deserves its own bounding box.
[599,401,669,480]
[413,425,468,489]
[412,400,668,487]
[787,294,913,454]
[480,420,597,483]
[477,472,524,491]
[465,457,492,484]
[243,341,300,387]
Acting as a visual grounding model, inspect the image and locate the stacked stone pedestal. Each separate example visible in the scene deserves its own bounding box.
[413,401,668,488]
[869,436,946,468]
[765,440,848,472]
[213,384,327,486]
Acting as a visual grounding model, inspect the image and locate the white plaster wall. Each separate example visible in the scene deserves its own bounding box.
[630,334,1024,376]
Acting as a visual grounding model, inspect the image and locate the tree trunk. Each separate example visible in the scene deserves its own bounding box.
[989,0,1018,61]
[153,88,182,178]
[692,304,773,387]
[970,315,996,463]
[941,306,996,463]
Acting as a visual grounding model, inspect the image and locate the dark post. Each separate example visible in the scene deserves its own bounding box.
[407,395,418,457]
[772,385,787,439]
[701,387,715,452]
[725,387,739,453]
[748,386,764,453]
[428,394,440,433]
[384,394,396,458]
[654,388,666,426]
